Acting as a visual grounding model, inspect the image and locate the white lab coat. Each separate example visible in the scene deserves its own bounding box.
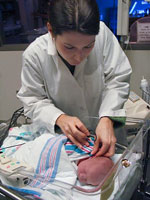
[17,22,132,132]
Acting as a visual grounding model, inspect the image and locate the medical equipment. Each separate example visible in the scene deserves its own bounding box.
[140,77,150,104]
[117,0,130,36]
[140,77,149,102]
[0,112,149,200]
[129,91,140,102]
[0,153,33,187]
[0,107,25,147]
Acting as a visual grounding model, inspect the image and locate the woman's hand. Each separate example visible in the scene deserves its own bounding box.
[91,117,116,157]
[56,114,90,148]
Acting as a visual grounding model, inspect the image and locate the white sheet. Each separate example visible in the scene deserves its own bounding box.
[0,124,142,200]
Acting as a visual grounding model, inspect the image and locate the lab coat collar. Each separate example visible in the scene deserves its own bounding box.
[74,58,87,78]
[47,32,57,56]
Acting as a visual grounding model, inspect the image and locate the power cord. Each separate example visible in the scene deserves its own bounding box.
[0,107,24,147]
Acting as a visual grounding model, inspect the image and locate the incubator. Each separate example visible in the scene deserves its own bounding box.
[0,116,149,200]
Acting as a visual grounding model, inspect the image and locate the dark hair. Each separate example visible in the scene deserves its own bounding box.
[48,0,100,36]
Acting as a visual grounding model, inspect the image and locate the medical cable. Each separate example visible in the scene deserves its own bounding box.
[16,167,119,195]
[0,107,24,147]
[0,143,25,153]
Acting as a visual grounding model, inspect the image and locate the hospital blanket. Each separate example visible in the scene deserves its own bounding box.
[0,123,142,200]
[65,137,95,161]
[1,124,77,187]
[30,135,67,189]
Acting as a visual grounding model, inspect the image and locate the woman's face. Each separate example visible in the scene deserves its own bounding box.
[54,31,96,66]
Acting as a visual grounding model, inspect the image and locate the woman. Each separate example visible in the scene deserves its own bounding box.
[17,0,132,157]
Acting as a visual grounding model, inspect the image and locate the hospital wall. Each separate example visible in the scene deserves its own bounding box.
[0,50,150,120]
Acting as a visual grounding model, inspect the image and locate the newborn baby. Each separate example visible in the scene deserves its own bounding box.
[77,156,114,186]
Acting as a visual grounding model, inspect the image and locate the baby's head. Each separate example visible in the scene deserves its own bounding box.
[77,156,114,186]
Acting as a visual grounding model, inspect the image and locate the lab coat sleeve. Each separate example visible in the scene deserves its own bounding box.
[17,52,64,133]
[98,23,132,119]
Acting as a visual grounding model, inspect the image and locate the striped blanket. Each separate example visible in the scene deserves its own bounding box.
[30,136,95,189]
[30,135,67,189]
